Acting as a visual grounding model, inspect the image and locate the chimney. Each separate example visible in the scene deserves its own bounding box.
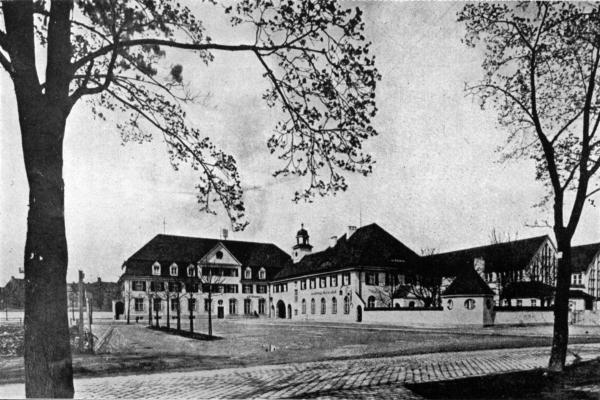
[347,225,357,238]
[97,277,102,283]
[222,228,229,240]
[329,236,338,248]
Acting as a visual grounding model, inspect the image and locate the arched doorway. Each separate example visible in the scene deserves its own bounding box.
[276,300,286,318]
[287,304,292,319]
[115,301,124,320]
[356,305,362,322]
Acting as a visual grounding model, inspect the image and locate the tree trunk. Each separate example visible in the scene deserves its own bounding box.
[20,105,74,398]
[176,298,181,331]
[548,233,573,372]
[166,293,170,329]
[147,294,152,325]
[208,292,212,337]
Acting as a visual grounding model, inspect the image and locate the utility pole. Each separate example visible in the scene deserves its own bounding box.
[78,270,85,352]
[86,291,94,353]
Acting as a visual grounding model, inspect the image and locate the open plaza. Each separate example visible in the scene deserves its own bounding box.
[2,318,600,398]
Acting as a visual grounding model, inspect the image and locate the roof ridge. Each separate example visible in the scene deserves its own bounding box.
[153,233,279,247]
[431,234,549,257]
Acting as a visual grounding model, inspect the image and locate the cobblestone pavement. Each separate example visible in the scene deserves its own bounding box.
[1,343,599,399]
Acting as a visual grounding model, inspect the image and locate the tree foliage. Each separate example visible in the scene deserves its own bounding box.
[1,0,380,231]
[459,3,600,229]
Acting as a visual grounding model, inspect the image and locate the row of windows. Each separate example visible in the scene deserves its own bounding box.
[136,297,267,315]
[297,273,352,291]
[133,281,267,294]
[150,263,267,280]
[300,297,351,315]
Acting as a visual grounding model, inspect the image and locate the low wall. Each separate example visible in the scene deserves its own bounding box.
[494,310,554,325]
[362,309,484,326]
[571,310,600,326]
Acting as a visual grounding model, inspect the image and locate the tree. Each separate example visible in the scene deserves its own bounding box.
[184,277,200,333]
[199,265,225,338]
[459,3,600,371]
[0,1,379,396]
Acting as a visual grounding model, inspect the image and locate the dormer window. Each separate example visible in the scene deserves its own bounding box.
[259,268,266,280]
[152,262,161,276]
[187,264,195,277]
[170,263,178,276]
[244,267,252,279]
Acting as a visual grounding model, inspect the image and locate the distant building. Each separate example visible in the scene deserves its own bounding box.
[569,242,600,311]
[0,276,25,309]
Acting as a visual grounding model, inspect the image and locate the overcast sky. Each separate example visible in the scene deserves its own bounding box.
[1,1,599,285]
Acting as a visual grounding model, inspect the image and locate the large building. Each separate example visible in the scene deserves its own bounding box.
[422,235,557,307]
[270,223,419,321]
[118,234,290,322]
[118,225,600,324]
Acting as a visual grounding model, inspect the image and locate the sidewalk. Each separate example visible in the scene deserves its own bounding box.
[1,343,599,399]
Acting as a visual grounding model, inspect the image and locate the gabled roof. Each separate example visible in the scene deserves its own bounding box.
[422,235,550,277]
[121,234,291,280]
[442,269,494,297]
[274,223,419,280]
[571,242,600,273]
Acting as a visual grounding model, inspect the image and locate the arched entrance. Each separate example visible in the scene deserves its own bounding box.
[276,300,286,318]
[356,305,362,322]
[287,304,292,319]
[114,301,124,320]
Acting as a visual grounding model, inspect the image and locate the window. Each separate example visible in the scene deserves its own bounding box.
[134,298,144,311]
[171,298,179,312]
[153,298,162,311]
[464,299,476,310]
[309,278,316,289]
[283,283,288,292]
[215,250,223,260]
[188,298,197,312]
[243,284,253,294]
[259,268,266,280]
[332,298,337,314]
[258,299,266,314]
[366,272,378,286]
[225,285,239,293]
[310,298,316,314]
[342,273,351,286]
[257,285,267,294]
[319,277,326,288]
[446,299,453,310]
[409,301,415,308]
[204,299,211,312]
[301,280,307,290]
[503,299,510,306]
[301,299,306,314]
[229,299,237,315]
[321,298,326,314]
[168,282,181,292]
[516,299,523,307]
[330,275,338,287]
[244,267,252,279]
[132,281,146,291]
[187,264,196,277]
[244,299,252,315]
[294,289,298,302]
[152,262,161,276]
[170,263,178,276]
[367,296,375,308]
[531,299,537,307]
[150,281,163,292]
[343,296,350,314]
[185,282,199,293]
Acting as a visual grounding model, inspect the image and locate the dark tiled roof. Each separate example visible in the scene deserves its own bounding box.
[571,242,600,273]
[121,234,290,280]
[442,269,494,296]
[500,281,555,299]
[569,289,596,300]
[274,223,419,280]
[422,235,550,277]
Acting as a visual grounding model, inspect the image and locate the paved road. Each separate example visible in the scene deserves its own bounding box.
[1,343,599,399]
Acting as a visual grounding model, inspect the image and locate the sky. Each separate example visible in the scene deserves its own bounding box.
[1,1,599,285]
